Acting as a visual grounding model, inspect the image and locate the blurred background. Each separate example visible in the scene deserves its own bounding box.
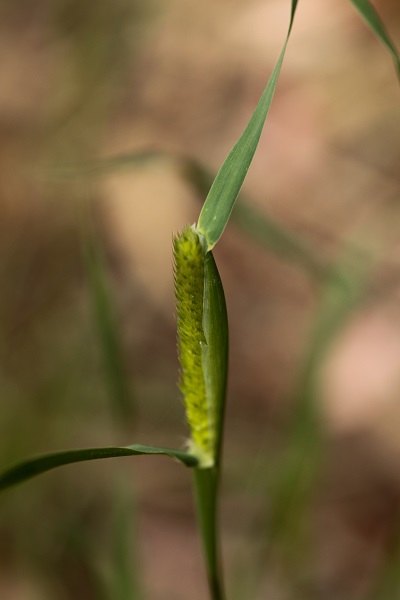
[0,0,399,598]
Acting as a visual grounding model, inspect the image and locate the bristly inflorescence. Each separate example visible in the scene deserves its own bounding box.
[173,225,214,466]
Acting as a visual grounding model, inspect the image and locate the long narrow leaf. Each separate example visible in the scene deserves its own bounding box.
[348,0,400,77]
[45,149,166,179]
[46,150,328,280]
[232,201,327,280]
[110,483,144,600]
[197,0,299,250]
[0,445,198,492]
[181,160,329,280]
[82,205,133,424]
[201,251,229,468]
[266,243,378,568]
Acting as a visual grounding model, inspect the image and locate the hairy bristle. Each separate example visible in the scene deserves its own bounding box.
[173,226,213,465]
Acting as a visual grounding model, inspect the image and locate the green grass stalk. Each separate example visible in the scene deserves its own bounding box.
[174,226,228,598]
[194,467,225,600]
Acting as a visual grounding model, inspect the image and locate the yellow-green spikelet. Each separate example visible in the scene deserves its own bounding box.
[173,226,213,466]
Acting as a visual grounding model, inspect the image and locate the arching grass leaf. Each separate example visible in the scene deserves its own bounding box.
[0,444,198,492]
[45,149,328,281]
[197,1,299,250]
[349,0,400,78]
[81,204,134,425]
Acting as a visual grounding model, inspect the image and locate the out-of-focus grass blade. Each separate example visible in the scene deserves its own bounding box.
[60,483,145,600]
[266,244,374,565]
[368,518,400,600]
[348,0,400,78]
[81,206,133,425]
[197,0,299,250]
[183,160,328,281]
[0,444,198,492]
[232,201,327,280]
[49,150,328,281]
[56,516,110,600]
[109,483,144,600]
[46,150,166,179]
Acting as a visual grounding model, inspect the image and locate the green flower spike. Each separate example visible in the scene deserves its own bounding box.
[173,225,228,468]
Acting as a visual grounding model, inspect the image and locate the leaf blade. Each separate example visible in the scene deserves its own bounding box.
[349,0,400,77]
[0,444,198,492]
[197,1,299,250]
[82,207,134,424]
[201,251,229,468]
[47,149,329,281]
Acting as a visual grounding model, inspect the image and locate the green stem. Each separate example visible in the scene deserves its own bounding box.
[194,467,225,600]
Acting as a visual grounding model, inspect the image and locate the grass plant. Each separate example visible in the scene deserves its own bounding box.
[0,1,399,598]
[80,200,134,426]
